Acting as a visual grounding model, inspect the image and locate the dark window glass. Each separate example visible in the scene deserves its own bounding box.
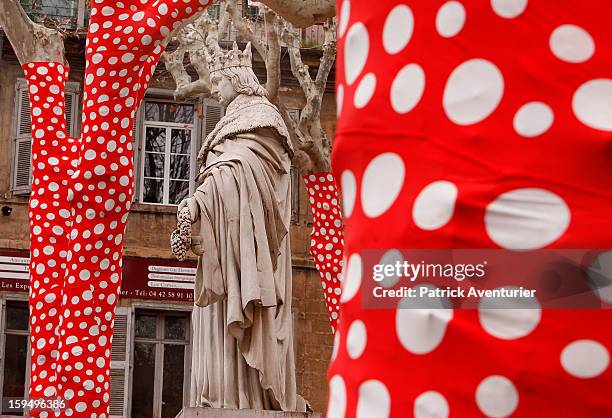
[170,155,190,180]
[169,181,189,205]
[161,345,186,418]
[144,102,194,124]
[143,179,164,204]
[171,129,191,154]
[131,342,156,418]
[2,334,28,401]
[144,153,165,178]
[145,127,166,153]
[6,304,29,331]
[133,311,189,416]
[164,316,187,340]
[135,314,157,338]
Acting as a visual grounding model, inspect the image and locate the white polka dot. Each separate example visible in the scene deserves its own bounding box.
[550,24,595,63]
[436,1,466,38]
[356,380,391,418]
[443,59,504,126]
[412,181,458,230]
[354,73,377,109]
[491,0,527,18]
[361,153,405,218]
[341,170,357,217]
[331,331,340,361]
[478,286,541,340]
[561,339,609,378]
[476,375,519,418]
[338,0,351,38]
[391,63,426,114]
[337,84,344,116]
[414,391,450,418]
[485,188,570,250]
[572,79,612,132]
[378,250,404,288]
[513,102,554,137]
[327,375,347,418]
[383,4,414,54]
[346,320,367,359]
[102,6,115,16]
[396,284,453,354]
[341,253,362,303]
[344,22,370,85]
[587,251,612,303]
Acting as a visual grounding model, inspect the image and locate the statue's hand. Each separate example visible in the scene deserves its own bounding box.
[178,197,199,223]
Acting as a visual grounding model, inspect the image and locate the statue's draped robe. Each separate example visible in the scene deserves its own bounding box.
[189,94,300,411]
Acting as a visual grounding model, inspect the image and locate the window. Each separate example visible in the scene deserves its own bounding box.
[12,79,80,196]
[207,0,221,19]
[134,98,224,206]
[139,101,197,205]
[21,0,80,28]
[243,0,261,21]
[0,300,191,418]
[0,300,30,417]
[131,311,190,418]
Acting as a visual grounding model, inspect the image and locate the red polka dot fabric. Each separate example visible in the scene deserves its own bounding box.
[24,1,211,417]
[328,1,612,417]
[303,173,344,332]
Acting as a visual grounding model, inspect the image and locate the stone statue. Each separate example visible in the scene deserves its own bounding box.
[171,42,303,412]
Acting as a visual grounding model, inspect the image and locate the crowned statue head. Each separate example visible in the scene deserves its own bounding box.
[208,42,267,106]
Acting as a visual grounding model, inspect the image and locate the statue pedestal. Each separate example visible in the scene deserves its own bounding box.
[176,408,323,418]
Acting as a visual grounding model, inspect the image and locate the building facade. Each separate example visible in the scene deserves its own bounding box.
[0,4,336,417]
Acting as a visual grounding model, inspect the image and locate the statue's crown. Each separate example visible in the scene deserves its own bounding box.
[209,42,253,73]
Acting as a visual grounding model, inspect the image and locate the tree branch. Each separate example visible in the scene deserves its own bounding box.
[225,0,267,60]
[314,18,336,93]
[0,0,65,64]
[258,0,336,28]
[263,7,281,98]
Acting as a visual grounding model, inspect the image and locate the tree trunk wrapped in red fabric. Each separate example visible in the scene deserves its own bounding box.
[327,0,612,417]
[22,2,212,416]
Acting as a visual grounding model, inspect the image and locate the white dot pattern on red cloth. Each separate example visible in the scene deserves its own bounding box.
[303,173,344,332]
[327,0,612,417]
[24,1,211,416]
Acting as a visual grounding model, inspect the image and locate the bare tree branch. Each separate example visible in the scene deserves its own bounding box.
[259,0,335,28]
[263,7,281,98]
[163,4,335,174]
[280,17,336,173]
[282,27,314,96]
[225,0,267,60]
[0,0,65,64]
[314,18,336,93]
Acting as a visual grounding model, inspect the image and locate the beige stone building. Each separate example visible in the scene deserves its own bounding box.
[0,2,336,416]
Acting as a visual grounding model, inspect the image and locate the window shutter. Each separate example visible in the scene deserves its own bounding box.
[287,109,301,224]
[0,299,5,364]
[204,101,224,140]
[13,80,81,195]
[13,81,33,195]
[65,82,81,137]
[131,106,142,202]
[110,306,133,418]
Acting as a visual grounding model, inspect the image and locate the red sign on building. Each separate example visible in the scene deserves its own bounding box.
[0,250,196,302]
